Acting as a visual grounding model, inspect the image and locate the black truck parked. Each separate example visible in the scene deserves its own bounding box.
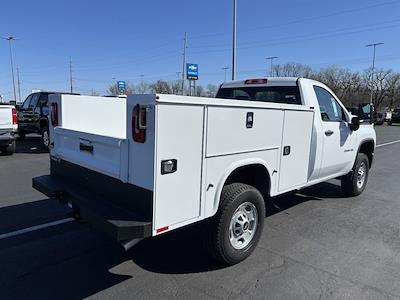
[17,92,78,147]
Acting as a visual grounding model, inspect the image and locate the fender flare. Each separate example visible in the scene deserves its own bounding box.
[356,138,375,167]
[211,158,273,216]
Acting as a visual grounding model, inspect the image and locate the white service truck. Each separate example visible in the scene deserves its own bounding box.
[0,104,18,155]
[33,78,376,265]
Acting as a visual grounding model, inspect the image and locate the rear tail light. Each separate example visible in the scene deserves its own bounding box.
[244,79,268,85]
[12,108,18,125]
[132,104,147,143]
[50,103,59,127]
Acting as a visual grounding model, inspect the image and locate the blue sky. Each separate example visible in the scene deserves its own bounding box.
[0,0,399,101]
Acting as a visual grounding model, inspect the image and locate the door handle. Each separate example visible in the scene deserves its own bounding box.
[325,130,334,136]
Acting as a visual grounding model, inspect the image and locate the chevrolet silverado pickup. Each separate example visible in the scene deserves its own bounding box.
[33,77,376,265]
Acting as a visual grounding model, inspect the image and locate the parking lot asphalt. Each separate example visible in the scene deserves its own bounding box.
[1,127,400,300]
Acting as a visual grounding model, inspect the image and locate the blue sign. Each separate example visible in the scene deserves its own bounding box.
[117,81,126,91]
[186,63,199,80]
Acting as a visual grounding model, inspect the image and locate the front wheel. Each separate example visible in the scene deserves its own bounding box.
[207,183,265,265]
[41,127,50,148]
[2,140,16,155]
[341,153,370,197]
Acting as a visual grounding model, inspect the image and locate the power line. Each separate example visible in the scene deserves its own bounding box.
[188,0,400,40]
[189,18,400,51]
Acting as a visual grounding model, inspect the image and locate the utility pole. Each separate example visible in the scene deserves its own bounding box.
[1,36,17,101]
[69,57,73,93]
[181,32,187,95]
[222,67,230,82]
[366,43,384,107]
[232,0,237,81]
[266,56,278,77]
[17,66,21,103]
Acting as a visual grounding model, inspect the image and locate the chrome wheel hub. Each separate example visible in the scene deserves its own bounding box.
[43,131,49,147]
[229,202,258,250]
[356,162,367,189]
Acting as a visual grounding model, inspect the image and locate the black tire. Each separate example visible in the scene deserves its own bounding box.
[341,153,370,197]
[41,126,50,148]
[207,183,265,265]
[388,121,393,126]
[18,130,26,140]
[2,140,16,155]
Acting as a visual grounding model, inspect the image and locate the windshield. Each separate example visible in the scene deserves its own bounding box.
[216,86,302,105]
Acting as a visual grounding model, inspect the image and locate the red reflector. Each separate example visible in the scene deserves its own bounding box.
[132,104,146,143]
[50,103,58,127]
[12,108,18,125]
[156,226,169,233]
[244,79,268,85]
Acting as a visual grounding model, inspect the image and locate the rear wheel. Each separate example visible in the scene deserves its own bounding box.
[207,183,265,265]
[341,153,369,197]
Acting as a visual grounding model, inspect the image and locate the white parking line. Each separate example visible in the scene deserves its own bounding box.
[376,140,400,148]
[0,217,75,240]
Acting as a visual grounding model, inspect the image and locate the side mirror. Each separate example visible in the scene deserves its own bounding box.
[349,116,360,131]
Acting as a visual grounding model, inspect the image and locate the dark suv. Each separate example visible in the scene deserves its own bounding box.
[17,92,78,147]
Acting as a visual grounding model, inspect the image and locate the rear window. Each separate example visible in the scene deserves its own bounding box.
[216,86,302,105]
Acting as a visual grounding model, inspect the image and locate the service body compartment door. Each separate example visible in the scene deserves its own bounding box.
[53,127,129,182]
[154,104,204,233]
[278,110,314,192]
[206,107,284,156]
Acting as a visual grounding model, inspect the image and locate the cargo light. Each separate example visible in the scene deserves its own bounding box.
[50,103,58,127]
[12,108,18,125]
[132,104,147,143]
[244,79,268,85]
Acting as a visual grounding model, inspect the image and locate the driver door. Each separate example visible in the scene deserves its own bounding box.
[314,85,356,178]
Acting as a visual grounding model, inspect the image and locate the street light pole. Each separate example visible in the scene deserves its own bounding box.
[266,56,278,77]
[366,43,384,107]
[222,67,230,82]
[1,36,17,101]
[232,0,237,81]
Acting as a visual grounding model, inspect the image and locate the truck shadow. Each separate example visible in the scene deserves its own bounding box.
[0,182,342,299]
[15,135,48,154]
[129,181,341,274]
[0,199,132,300]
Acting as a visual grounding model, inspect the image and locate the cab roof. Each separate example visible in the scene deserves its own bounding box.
[220,77,299,88]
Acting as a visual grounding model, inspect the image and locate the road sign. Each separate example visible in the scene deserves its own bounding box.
[186,63,199,80]
[117,81,126,93]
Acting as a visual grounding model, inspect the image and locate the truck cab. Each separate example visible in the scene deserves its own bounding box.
[216,78,375,187]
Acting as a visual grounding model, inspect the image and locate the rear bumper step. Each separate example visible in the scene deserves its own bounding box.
[32,175,152,241]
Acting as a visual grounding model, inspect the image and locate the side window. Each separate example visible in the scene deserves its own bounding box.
[39,93,48,106]
[28,94,40,109]
[313,86,344,122]
[21,95,32,110]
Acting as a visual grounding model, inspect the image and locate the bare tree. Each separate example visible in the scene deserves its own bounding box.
[273,62,313,78]
[149,80,172,94]
[205,84,218,97]
[136,81,150,94]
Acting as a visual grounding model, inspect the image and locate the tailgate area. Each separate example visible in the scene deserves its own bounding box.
[33,159,153,241]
